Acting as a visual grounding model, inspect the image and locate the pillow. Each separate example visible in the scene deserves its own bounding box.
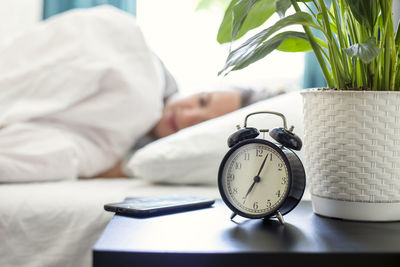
[127,91,304,186]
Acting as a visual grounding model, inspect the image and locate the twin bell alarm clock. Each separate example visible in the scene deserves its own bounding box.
[217,111,306,225]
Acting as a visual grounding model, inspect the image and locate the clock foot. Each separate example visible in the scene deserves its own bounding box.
[276,210,285,225]
[230,212,237,220]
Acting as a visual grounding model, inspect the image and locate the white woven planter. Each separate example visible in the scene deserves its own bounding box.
[302,90,400,221]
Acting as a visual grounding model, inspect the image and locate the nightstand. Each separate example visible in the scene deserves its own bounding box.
[93,200,400,267]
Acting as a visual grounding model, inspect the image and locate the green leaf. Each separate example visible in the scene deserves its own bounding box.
[220,27,322,75]
[217,0,240,44]
[229,31,310,72]
[217,0,277,44]
[329,21,337,35]
[219,12,320,74]
[276,0,291,18]
[316,12,323,22]
[343,37,381,63]
[345,0,378,32]
[277,34,312,52]
[231,0,259,41]
[277,35,327,52]
[315,12,337,35]
[238,11,319,49]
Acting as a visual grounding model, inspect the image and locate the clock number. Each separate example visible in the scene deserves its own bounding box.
[266,200,272,208]
[282,177,288,185]
[244,153,250,161]
[233,188,238,194]
[278,163,283,171]
[234,162,242,170]
[228,174,235,181]
[253,202,259,210]
[276,190,281,198]
[256,149,263,157]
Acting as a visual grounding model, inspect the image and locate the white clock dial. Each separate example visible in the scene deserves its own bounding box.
[221,142,289,217]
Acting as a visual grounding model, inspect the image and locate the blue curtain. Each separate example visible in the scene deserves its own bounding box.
[302,52,327,89]
[43,0,136,20]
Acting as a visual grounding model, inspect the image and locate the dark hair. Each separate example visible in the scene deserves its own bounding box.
[237,88,286,108]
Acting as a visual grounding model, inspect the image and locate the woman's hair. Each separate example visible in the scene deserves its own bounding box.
[237,87,286,108]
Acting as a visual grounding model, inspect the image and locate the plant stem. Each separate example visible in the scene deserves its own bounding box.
[303,2,317,19]
[346,12,357,87]
[332,0,351,87]
[382,0,394,90]
[318,0,344,88]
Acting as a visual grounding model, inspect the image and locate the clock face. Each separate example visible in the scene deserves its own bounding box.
[219,140,290,218]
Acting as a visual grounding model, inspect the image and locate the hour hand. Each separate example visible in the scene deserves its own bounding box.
[243,175,261,204]
[243,181,256,202]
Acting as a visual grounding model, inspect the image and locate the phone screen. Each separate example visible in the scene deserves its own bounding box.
[104,195,215,217]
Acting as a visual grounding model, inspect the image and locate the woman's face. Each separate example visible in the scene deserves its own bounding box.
[152,91,241,138]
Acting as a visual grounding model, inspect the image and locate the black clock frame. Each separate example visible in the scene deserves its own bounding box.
[218,138,306,220]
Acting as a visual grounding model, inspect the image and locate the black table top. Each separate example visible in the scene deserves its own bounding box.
[93,200,400,267]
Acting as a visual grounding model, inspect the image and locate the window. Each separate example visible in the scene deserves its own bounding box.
[137,0,304,95]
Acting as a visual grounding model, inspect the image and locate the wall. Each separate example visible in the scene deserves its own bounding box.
[0,0,42,41]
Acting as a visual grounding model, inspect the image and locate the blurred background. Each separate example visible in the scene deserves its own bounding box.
[0,0,323,96]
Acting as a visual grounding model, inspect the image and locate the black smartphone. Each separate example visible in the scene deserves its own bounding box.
[104,195,215,218]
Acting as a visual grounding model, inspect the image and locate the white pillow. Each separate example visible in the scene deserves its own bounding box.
[127,91,304,186]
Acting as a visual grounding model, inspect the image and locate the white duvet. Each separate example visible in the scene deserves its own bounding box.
[0,6,163,182]
[0,179,219,267]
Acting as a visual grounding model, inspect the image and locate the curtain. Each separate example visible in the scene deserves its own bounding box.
[43,0,136,19]
[302,52,327,89]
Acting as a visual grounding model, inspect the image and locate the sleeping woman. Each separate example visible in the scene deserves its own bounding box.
[0,6,279,182]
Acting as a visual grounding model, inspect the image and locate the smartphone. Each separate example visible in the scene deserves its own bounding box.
[104,195,215,218]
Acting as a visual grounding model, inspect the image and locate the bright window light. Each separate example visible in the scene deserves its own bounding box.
[137,0,305,95]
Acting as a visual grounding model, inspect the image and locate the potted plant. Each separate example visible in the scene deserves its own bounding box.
[217,0,400,221]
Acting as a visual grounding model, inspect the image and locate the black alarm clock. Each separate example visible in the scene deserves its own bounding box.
[218,111,306,224]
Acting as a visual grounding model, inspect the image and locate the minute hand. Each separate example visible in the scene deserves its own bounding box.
[256,153,269,177]
[243,153,269,203]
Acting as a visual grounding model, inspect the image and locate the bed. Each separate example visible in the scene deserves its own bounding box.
[0,179,219,267]
[0,92,309,267]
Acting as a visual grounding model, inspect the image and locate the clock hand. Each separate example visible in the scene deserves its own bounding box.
[243,154,269,204]
[243,176,260,203]
[256,153,269,177]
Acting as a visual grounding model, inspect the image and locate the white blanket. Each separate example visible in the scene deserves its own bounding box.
[0,179,219,267]
[0,6,163,182]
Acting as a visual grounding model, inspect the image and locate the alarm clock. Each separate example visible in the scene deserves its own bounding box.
[217,111,306,224]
